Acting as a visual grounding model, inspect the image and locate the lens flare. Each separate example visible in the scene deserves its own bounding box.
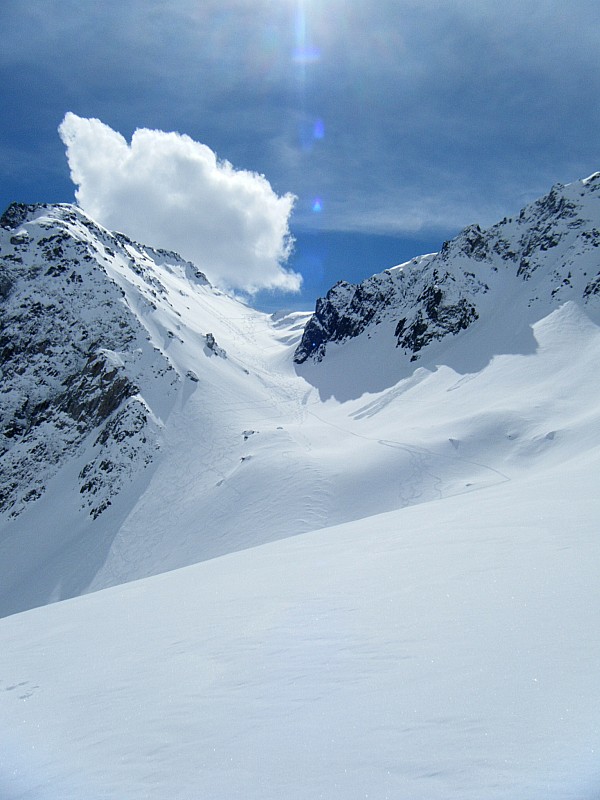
[292,46,321,64]
[293,2,325,223]
[293,2,321,65]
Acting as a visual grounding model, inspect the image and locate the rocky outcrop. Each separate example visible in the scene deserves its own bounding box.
[394,283,478,359]
[294,272,402,363]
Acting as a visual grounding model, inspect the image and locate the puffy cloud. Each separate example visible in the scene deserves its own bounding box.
[58,113,300,295]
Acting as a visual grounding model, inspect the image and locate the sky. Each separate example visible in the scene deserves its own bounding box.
[2,0,600,310]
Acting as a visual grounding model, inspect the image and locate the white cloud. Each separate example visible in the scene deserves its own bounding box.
[58,113,300,295]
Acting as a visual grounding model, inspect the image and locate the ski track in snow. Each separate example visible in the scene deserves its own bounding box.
[304,401,511,510]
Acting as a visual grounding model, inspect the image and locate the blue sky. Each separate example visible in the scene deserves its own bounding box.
[2,0,600,310]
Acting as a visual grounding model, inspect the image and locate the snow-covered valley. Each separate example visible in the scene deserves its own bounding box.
[1,176,600,797]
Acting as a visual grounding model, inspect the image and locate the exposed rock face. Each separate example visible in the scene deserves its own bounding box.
[293,253,487,364]
[294,272,401,363]
[393,281,479,359]
[0,203,205,519]
[295,174,600,365]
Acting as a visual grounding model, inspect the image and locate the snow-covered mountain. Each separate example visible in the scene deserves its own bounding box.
[295,174,600,395]
[0,201,326,616]
[0,202,183,522]
[2,176,600,798]
[3,176,600,612]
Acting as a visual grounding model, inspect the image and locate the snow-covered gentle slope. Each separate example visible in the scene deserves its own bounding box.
[90,297,600,573]
[1,450,599,800]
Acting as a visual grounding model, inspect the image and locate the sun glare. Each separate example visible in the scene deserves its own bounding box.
[292,0,321,64]
[290,0,327,218]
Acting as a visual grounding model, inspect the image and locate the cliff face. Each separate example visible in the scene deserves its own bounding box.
[294,174,600,365]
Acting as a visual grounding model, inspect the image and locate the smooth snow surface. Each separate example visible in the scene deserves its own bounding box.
[1,457,600,799]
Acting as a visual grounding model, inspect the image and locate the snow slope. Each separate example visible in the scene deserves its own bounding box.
[0,442,599,800]
[1,175,600,796]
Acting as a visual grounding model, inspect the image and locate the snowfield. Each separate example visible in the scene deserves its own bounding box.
[1,452,599,799]
[2,179,600,797]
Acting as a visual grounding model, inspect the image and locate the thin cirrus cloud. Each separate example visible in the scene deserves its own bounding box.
[58,112,300,295]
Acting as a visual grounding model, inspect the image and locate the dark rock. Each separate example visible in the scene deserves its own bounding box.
[0,202,44,230]
[294,273,398,363]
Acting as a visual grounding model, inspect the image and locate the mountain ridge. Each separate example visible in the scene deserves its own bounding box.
[294,173,600,369]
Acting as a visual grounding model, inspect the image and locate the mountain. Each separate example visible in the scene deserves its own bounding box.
[0,202,183,522]
[294,174,600,397]
[3,176,600,612]
[0,201,317,615]
[1,177,600,798]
